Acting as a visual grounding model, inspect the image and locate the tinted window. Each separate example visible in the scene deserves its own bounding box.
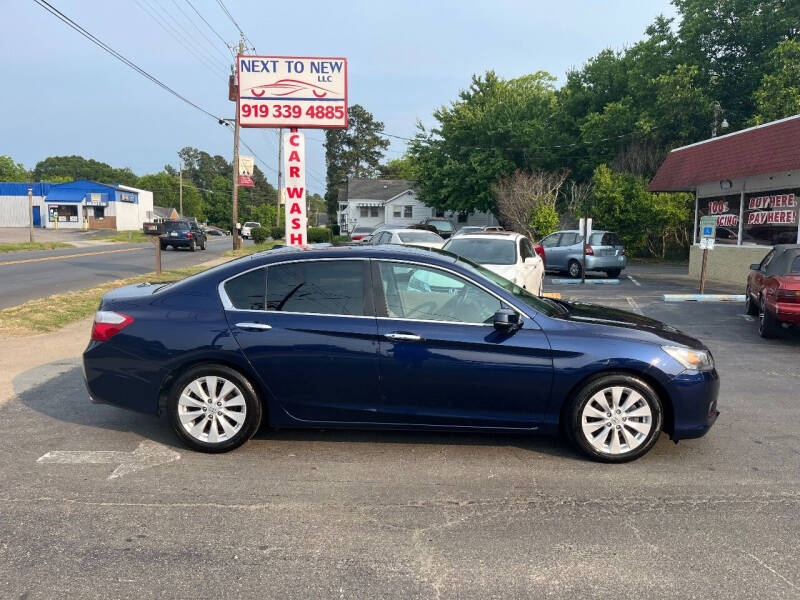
[444,238,516,265]
[244,222,260,228]
[224,268,266,310]
[759,250,775,271]
[164,221,190,232]
[589,232,621,246]
[267,261,368,316]
[520,238,533,259]
[558,233,579,246]
[428,220,453,232]
[378,262,501,324]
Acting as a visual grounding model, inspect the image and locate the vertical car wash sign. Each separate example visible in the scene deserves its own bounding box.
[237,56,348,129]
[283,131,307,245]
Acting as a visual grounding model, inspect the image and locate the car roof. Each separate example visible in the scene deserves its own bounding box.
[446,232,522,241]
[393,229,441,235]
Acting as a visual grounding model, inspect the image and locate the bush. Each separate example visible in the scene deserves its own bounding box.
[269,226,284,240]
[307,226,333,243]
[330,224,340,236]
[250,227,269,244]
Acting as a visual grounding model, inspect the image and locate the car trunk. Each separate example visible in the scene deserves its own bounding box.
[589,232,624,257]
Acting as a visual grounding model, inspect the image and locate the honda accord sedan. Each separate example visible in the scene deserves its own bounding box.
[84,246,719,462]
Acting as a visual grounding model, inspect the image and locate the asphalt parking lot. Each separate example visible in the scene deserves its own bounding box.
[1,264,799,599]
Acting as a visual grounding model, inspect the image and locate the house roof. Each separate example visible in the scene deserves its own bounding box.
[153,206,179,219]
[347,178,416,201]
[648,114,800,192]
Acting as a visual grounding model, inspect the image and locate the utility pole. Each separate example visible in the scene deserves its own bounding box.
[231,38,245,251]
[178,158,183,217]
[276,128,283,227]
[27,186,34,243]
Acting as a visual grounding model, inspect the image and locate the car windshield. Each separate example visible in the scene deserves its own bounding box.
[243,222,259,228]
[353,227,373,234]
[429,220,453,231]
[398,231,443,243]
[445,238,516,265]
[163,221,189,232]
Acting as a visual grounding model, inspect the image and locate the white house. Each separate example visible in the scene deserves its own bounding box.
[338,178,499,233]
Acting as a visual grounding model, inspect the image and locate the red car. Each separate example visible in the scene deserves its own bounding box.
[745,244,800,338]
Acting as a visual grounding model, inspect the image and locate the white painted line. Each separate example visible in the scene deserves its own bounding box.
[740,314,755,322]
[626,296,643,314]
[627,275,642,287]
[37,440,180,480]
[551,279,620,285]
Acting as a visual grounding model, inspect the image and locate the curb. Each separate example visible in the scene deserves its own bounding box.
[663,294,745,302]
[550,279,620,285]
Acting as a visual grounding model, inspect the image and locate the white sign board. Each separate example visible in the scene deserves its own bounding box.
[238,56,348,129]
[283,131,307,245]
[579,217,593,239]
[237,155,254,187]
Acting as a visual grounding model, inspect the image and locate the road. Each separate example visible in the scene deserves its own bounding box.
[0,237,246,309]
[1,265,799,598]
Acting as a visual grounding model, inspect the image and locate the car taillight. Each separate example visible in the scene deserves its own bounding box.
[585,244,594,256]
[777,289,800,303]
[533,244,546,267]
[91,311,134,342]
[186,232,192,238]
[621,248,626,256]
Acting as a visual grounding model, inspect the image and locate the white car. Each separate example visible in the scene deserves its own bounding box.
[369,228,446,249]
[240,221,261,239]
[443,232,545,295]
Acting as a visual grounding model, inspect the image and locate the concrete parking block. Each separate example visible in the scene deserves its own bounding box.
[663,294,746,302]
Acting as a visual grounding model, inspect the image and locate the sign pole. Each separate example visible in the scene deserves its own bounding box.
[231,40,244,251]
[27,186,34,243]
[276,128,282,227]
[699,247,708,294]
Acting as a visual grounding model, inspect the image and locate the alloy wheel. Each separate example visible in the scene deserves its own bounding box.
[580,386,653,455]
[569,261,581,278]
[177,376,247,444]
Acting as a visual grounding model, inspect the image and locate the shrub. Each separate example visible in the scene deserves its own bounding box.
[307,227,333,243]
[330,224,340,236]
[269,226,284,240]
[250,227,269,244]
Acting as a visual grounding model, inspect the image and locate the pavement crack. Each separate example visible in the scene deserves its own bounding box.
[736,548,799,592]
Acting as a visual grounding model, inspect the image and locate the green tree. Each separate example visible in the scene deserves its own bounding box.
[0,155,28,180]
[33,155,138,186]
[324,104,390,216]
[751,39,800,124]
[378,156,418,179]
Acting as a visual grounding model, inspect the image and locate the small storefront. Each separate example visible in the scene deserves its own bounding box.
[650,115,800,284]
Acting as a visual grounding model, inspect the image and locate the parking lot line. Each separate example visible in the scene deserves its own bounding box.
[0,246,145,267]
[626,296,643,314]
[663,294,746,302]
[627,275,642,287]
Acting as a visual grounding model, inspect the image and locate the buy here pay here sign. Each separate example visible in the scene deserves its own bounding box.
[238,56,348,128]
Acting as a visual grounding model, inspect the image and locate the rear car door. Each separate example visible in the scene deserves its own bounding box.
[547,233,579,270]
[222,259,382,423]
[373,260,553,428]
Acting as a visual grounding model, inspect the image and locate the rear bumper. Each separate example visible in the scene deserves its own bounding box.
[666,369,720,440]
[585,255,627,272]
[161,237,193,247]
[771,301,800,324]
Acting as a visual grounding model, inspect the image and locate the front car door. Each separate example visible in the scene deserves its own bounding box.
[222,258,382,423]
[518,237,543,293]
[373,260,553,428]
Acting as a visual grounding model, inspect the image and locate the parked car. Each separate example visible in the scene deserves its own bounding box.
[539,230,626,278]
[421,217,456,239]
[452,226,505,237]
[204,228,227,236]
[240,222,261,240]
[84,245,718,461]
[159,220,207,251]
[350,226,374,242]
[745,244,800,338]
[444,232,544,295]
[368,228,446,249]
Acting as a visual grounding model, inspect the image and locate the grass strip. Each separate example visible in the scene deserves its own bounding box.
[92,230,150,243]
[0,242,74,253]
[223,241,280,258]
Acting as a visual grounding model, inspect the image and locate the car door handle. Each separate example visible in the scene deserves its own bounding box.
[384,332,423,342]
[235,322,272,331]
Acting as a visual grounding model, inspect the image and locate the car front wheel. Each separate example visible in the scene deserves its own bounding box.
[566,373,663,462]
[744,286,758,316]
[758,296,781,338]
[568,260,582,279]
[167,365,262,453]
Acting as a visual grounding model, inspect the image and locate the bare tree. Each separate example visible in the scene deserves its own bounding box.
[613,139,667,178]
[559,180,592,228]
[494,169,570,240]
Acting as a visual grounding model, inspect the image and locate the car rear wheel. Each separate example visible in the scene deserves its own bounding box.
[606,268,621,278]
[566,374,662,462]
[167,365,262,453]
[758,296,781,338]
[744,286,758,315]
[568,260,582,279]
[190,240,196,252]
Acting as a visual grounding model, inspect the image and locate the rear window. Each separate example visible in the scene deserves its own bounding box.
[398,231,443,243]
[589,232,622,246]
[445,238,516,265]
[428,220,453,231]
[266,260,368,315]
[163,221,189,232]
[244,222,260,228]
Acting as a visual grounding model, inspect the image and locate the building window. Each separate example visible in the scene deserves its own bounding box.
[741,190,799,246]
[435,210,445,218]
[393,207,401,218]
[370,206,379,218]
[697,195,741,245]
[403,205,413,218]
[360,207,369,218]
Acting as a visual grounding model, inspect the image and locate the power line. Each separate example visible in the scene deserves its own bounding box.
[32,0,223,123]
[184,0,231,52]
[169,0,231,64]
[214,0,255,51]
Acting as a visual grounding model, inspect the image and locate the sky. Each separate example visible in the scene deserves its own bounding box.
[1,0,677,195]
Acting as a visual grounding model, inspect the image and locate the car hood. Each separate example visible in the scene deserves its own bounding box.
[549,299,706,349]
[483,264,518,280]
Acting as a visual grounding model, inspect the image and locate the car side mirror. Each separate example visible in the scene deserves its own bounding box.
[750,263,761,271]
[493,308,521,332]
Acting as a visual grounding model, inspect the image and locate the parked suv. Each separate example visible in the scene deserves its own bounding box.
[160,220,207,251]
[539,230,626,278]
[240,221,261,240]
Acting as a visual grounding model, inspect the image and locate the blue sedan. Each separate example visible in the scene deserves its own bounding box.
[83,245,719,462]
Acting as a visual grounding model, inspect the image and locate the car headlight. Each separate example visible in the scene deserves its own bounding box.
[662,346,714,371]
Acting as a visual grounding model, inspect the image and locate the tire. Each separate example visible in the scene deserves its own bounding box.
[200,239,207,250]
[190,240,197,252]
[167,364,262,453]
[758,296,781,338]
[606,268,621,278]
[744,286,758,316]
[159,242,166,251]
[565,373,663,463]
[568,260,583,279]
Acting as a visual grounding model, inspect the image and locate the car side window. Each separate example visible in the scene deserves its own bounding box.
[266,260,368,316]
[558,233,579,246]
[540,233,559,248]
[224,268,266,310]
[378,262,502,324]
[759,250,775,272]
[520,239,532,260]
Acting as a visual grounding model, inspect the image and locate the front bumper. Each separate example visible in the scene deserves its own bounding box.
[666,368,720,440]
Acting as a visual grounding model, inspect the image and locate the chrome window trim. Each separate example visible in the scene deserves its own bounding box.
[217,255,533,321]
